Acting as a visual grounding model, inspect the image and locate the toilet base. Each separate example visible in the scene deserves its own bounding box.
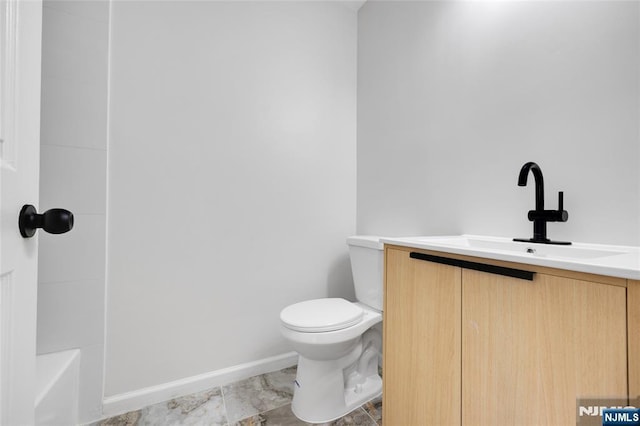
[290,329,382,424]
[291,360,382,424]
[294,384,382,424]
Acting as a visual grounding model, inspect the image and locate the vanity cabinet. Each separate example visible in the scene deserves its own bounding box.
[383,245,631,426]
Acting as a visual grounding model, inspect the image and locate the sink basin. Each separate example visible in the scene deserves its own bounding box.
[381,235,640,280]
[413,235,627,260]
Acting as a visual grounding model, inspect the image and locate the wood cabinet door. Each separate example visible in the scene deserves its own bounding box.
[629,280,640,400]
[384,248,462,426]
[462,270,628,426]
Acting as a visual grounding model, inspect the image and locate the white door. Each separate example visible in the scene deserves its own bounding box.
[0,0,42,424]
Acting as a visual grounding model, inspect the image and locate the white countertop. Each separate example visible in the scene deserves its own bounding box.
[381,235,640,280]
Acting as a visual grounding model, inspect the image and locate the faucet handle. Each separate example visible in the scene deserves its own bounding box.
[557,191,568,222]
[558,191,563,211]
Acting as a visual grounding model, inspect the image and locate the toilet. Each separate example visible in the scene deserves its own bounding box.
[280,236,384,424]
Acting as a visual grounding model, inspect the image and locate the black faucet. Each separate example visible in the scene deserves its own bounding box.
[514,162,571,245]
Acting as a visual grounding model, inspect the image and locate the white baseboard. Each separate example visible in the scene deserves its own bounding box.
[101,351,298,419]
[35,350,80,426]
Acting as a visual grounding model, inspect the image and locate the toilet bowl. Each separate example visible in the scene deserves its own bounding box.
[279,236,384,424]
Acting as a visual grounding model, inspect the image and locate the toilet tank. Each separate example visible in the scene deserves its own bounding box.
[347,236,384,311]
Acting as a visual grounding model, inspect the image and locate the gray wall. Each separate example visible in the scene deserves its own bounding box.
[37,0,109,423]
[106,1,357,396]
[357,1,640,246]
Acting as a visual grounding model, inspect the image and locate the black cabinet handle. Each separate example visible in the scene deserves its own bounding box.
[19,204,74,238]
[409,252,535,281]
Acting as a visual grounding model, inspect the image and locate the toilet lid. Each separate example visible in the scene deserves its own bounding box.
[280,298,364,333]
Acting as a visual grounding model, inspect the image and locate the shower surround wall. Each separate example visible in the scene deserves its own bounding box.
[357,1,640,246]
[105,0,357,410]
[37,0,109,423]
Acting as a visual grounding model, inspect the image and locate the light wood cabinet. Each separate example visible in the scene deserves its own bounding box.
[629,279,640,400]
[384,247,461,425]
[383,246,632,426]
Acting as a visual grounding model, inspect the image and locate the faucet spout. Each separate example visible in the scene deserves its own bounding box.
[517,162,544,212]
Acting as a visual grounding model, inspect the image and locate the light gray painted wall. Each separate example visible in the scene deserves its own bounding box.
[37,0,109,422]
[357,1,640,246]
[106,1,357,396]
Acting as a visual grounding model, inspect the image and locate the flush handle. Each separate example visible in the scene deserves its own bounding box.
[19,204,74,238]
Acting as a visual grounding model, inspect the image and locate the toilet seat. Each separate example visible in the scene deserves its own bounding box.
[280,298,364,333]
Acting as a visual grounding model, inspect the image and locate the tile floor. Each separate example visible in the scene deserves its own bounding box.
[96,366,382,426]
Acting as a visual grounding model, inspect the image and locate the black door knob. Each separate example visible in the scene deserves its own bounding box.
[19,204,74,238]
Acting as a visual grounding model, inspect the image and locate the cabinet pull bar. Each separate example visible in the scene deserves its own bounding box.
[409,252,535,281]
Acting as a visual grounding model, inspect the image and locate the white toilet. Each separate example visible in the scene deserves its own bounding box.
[280,236,384,423]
